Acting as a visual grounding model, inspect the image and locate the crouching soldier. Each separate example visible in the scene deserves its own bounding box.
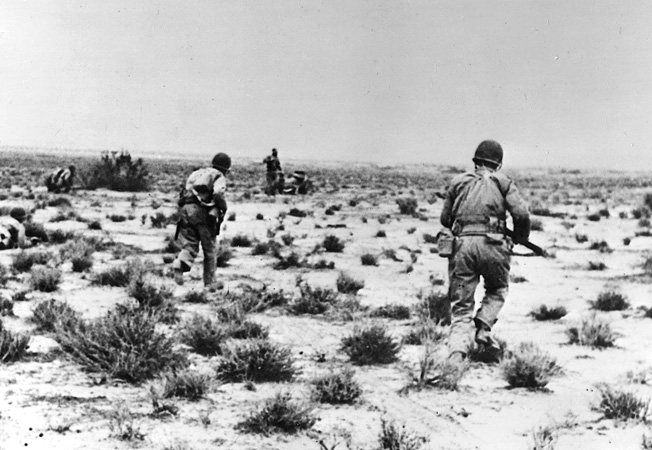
[0,207,27,250]
[45,165,76,193]
[440,140,530,364]
[172,153,231,289]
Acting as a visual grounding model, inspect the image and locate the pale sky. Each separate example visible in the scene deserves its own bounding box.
[1,1,650,169]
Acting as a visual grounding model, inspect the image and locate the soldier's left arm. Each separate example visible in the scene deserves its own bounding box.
[503,180,531,241]
[440,185,455,228]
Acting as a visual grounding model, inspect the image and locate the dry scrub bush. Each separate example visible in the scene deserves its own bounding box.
[0,329,30,363]
[13,249,52,272]
[500,342,561,390]
[31,299,81,333]
[597,385,650,422]
[91,258,151,287]
[531,426,558,450]
[378,418,427,450]
[30,266,62,292]
[591,290,630,311]
[322,234,345,253]
[109,404,145,441]
[238,392,315,435]
[84,151,149,192]
[529,304,568,321]
[566,315,617,348]
[361,253,378,266]
[179,315,228,357]
[273,251,306,270]
[370,304,411,320]
[127,277,172,308]
[224,287,289,313]
[402,320,447,345]
[160,370,211,401]
[56,305,188,383]
[311,368,362,405]
[216,339,296,383]
[336,272,365,295]
[290,283,338,315]
[48,229,77,244]
[415,290,451,325]
[230,234,253,247]
[341,324,400,365]
[396,197,418,216]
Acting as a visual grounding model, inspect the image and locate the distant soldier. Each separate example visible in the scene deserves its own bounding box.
[172,153,231,289]
[45,165,76,193]
[440,140,530,363]
[262,148,282,195]
[0,207,27,250]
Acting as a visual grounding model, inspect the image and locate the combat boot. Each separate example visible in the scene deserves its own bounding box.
[475,326,500,351]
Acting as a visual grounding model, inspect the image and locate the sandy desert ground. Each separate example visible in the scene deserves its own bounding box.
[1,150,652,450]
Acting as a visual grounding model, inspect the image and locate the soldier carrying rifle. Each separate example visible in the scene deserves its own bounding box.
[439,140,531,364]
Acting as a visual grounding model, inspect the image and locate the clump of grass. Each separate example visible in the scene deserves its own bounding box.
[396,197,418,216]
[402,320,447,345]
[178,315,228,357]
[370,304,411,320]
[31,299,81,333]
[597,385,650,422]
[238,392,315,434]
[322,234,345,253]
[183,290,210,304]
[290,283,338,315]
[588,261,607,271]
[529,304,568,321]
[223,287,289,313]
[566,315,617,348]
[251,241,271,255]
[87,220,102,230]
[13,249,52,272]
[531,426,557,450]
[0,329,31,363]
[287,208,307,218]
[108,404,145,441]
[415,291,451,325]
[127,277,172,307]
[378,418,427,450]
[311,368,362,404]
[423,233,437,244]
[589,240,612,253]
[215,244,233,267]
[48,229,77,244]
[216,339,296,383]
[273,251,306,270]
[500,342,561,390]
[590,290,629,311]
[91,264,132,287]
[160,370,211,401]
[280,234,295,246]
[361,253,378,266]
[336,272,365,295]
[30,266,62,292]
[56,305,188,383]
[231,234,253,248]
[375,230,387,238]
[341,324,400,365]
[60,239,96,272]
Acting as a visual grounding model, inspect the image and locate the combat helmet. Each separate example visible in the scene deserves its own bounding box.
[10,207,27,223]
[211,153,232,174]
[473,140,503,167]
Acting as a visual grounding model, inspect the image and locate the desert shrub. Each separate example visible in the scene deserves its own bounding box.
[251,241,271,255]
[591,290,629,311]
[178,315,228,356]
[256,213,264,220]
[597,385,650,422]
[402,321,447,345]
[31,299,81,333]
[396,197,418,216]
[280,234,295,246]
[149,212,168,228]
[231,234,253,248]
[375,230,387,238]
[370,304,411,320]
[423,233,437,244]
[587,213,601,222]
[56,305,187,383]
[13,249,51,272]
[87,220,102,230]
[183,290,210,304]
[215,244,233,267]
[588,261,607,271]
[238,392,315,434]
[322,234,345,253]
[287,208,307,218]
[500,342,561,390]
[224,287,289,313]
[84,151,149,192]
[575,233,589,243]
[227,320,269,340]
[273,251,305,270]
[312,259,335,270]
[48,229,77,244]
[529,304,568,321]
[109,404,145,441]
[530,219,544,231]
[566,315,616,348]
[47,196,72,208]
[531,426,557,450]
[60,239,95,272]
[341,324,400,365]
[160,370,211,401]
[24,221,49,243]
[336,272,365,295]
[312,368,362,404]
[127,278,172,308]
[216,339,296,383]
[589,240,612,253]
[109,214,127,222]
[290,283,338,315]
[0,329,31,363]
[378,418,427,450]
[415,291,451,325]
[361,253,378,266]
[91,264,131,287]
[30,266,62,292]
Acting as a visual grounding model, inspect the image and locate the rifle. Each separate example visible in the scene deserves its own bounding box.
[504,228,547,257]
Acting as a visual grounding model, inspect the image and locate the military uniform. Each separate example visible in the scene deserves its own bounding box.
[0,207,28,250]
[173,154,230,287]
[263,149,282,195]
[46,166,76,193]
[440,141,530,356]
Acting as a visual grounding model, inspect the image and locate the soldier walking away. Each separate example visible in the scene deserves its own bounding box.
[440,140,530,364]
[45,165,76,193]
[172,153,231,289]
[0,207,28,250]
[263,148,282,195]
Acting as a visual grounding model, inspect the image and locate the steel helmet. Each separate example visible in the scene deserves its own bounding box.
[473,140,503,166]
[211,153,232,172]
[10,207,27,222]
